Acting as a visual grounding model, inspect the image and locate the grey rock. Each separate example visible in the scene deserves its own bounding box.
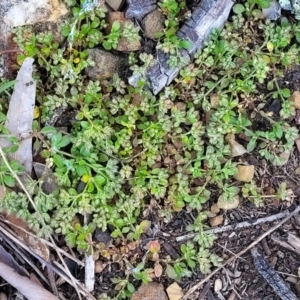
[105,0,125,11]
[85,48,127,80]
[142,9,165,39]
[126,0,156,19]
[32,15,69,45]
[33,162,58,194]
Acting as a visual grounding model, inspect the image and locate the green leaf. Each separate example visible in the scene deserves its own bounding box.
[75,164,89,176]
[0,80,16,94]
[56,135,71,149]
[41,126,57,135]
[102,41,112,50]
[280,88,290,98]
[80,24,90,34]
[3,175,15,187]
[87,181,95,192]
[179,39,192,50]
[233,4,245,14]
[247,136,257,152]
[166,264,177,279]
[94,175,106,187]
[111,21,121,32]
[65,233,76,248]
[111,229,120,238]
[127,283,135,293]
[53,154,65,168]
[187,259,196,269]
[122,227,130,233]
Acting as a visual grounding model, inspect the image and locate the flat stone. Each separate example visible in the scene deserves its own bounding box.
[166,282,183,300]
[86,48,126,80]
[126,0,157,19]
[217,195,240,210]
[292,91,300,109]
[107,12,141,51]
[142,9,165,39]
[105,0,125,11]
[228,139,247,157]
[131,282,168,300]
[234,165,254,182]
[277,150,290,166]
[209,215,224,227]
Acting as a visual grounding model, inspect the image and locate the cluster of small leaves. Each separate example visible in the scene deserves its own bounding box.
[157,0,192,67]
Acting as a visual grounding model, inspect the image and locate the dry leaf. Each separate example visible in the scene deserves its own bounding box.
[0,262,58,300]
[0,58,35,176]
[154,263,163,277]
[166,282,183,300]
[2,212,49,260]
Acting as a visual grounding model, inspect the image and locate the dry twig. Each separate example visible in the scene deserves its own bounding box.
[176,210,291,242]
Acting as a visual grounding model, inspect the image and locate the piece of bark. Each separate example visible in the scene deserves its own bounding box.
[125,0,156,19]
[251,247,298,300]
[287,233,300,253]
[128,0,234,94]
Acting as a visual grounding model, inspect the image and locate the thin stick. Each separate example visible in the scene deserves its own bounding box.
[181,206,300,300]
[176,210,290,242]
[0,49,22,56]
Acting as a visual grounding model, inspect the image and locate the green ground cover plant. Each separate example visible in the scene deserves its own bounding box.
[0,0,299,298]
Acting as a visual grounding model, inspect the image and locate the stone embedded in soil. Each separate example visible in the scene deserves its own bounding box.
[95,260,106,273]
[209,215,224,227]
[106,12,141,51]
[295,110,300,125]
[211,203,220,214]
[131,282,168,300]
[217,195,240,210]
[142,9,165,39]
[126,0,157,19]
[228,139,247,157]
[296,138,300,153]
[32,16,68,45]
[85,48,126,80]
[33,162,58,194]
[295,166,300,175]
[105,0,124,11]
[234,165,254,182]
[166,282,183,300]
[292,91,300,109]
[277,150,290,166]
[0,293,7,300]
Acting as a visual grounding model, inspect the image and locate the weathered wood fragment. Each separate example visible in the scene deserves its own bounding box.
[251,247,298,300]
[128,0,234,94]
[125,0,157,19]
